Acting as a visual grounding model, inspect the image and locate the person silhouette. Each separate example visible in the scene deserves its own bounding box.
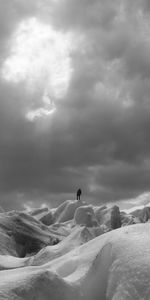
[77,188,82,200]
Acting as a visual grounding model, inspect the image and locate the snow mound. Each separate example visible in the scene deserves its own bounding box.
[55,200,86,223]
[40,210,54,225]
[94,205,121,229]
[132,206,150,223]
[31,225,93,266]
[0,224,150,299]
[110,205,121,229]
[0,211,59,257]
[120,211,137,226]
[0,200,150,299]
[74,205,99,227]
[30,207,49,217]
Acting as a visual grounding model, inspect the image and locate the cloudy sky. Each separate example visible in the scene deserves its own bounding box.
[1,0,150,210]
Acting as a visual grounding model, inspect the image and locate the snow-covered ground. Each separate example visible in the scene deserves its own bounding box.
[0,200,150,299]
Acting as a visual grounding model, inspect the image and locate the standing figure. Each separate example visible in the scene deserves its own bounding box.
[77,188,82,200]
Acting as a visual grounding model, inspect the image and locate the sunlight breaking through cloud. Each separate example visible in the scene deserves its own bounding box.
[26,106,56,121]
[26,91,56,121]
[1,17,73,99]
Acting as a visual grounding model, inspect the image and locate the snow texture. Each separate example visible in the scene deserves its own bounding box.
[0,200,150,299]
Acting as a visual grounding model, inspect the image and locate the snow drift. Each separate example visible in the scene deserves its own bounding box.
[0,200,150,299]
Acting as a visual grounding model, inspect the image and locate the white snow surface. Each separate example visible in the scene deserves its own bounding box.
[0,201,150,299]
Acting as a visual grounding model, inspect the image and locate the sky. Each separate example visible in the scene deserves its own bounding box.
[1,0,150,210]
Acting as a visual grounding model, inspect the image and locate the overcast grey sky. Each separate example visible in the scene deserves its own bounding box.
[1,0,150,210]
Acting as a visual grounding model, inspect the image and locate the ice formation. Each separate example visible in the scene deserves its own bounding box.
[0,200,150,299]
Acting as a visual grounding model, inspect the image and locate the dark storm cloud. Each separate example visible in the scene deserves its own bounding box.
[0,0,39,36]
[1,0,150,210]
[92,161,150,200]
[50,0,119,30]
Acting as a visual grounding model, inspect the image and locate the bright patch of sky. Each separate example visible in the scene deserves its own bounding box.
[1,17,73,120]
[26,91,56,121]
[110,192,150,212]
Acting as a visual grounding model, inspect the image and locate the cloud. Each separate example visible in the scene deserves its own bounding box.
[49,0,119,31]
[1,0,150,210]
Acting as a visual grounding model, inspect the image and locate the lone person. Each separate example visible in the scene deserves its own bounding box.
[77,188,82,200]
